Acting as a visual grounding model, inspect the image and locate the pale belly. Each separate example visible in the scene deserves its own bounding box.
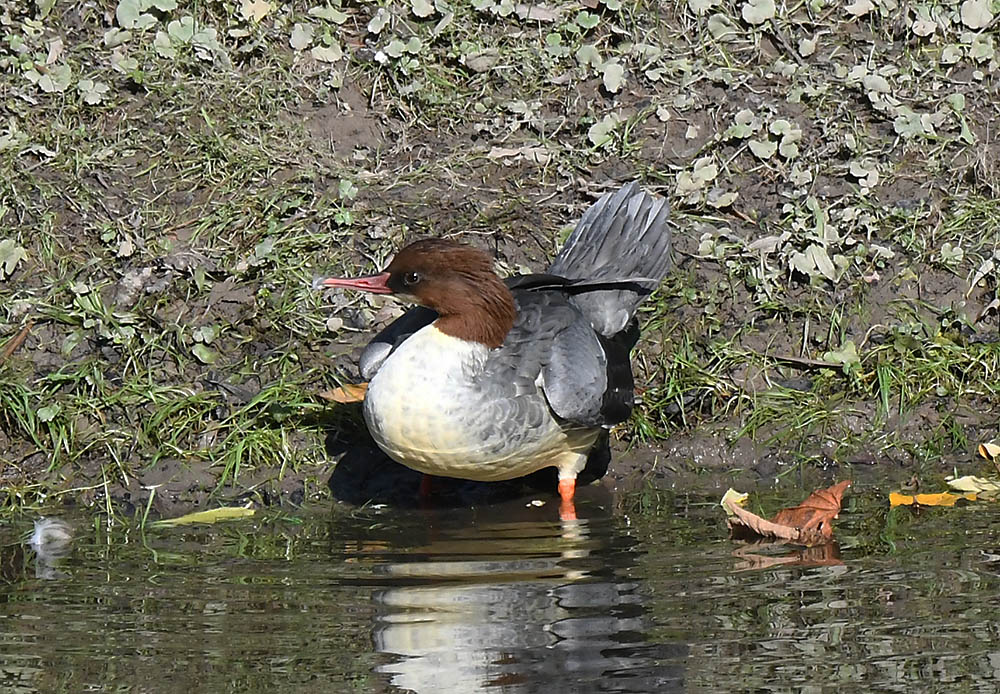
[362,325,598,481]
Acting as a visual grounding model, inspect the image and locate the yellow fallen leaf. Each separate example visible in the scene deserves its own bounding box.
[889,491,913,507]
[915,492,971,506]
[153,506,255,527]
[720,488,749,517]
[978,442,1000,461]
[318,382,368,403]
[889,491,977,507]
[947,475,1000,495]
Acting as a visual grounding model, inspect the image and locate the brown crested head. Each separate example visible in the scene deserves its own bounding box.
[384,239,516,348]
[319,238,516,348]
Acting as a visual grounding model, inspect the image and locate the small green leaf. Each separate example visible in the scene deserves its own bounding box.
[806,244,836,281]
[37,404,61,423]
[36,0,57,18]
[61,330,84,356]
[385,39,406,58]
[134,13,157,30]
[823,341,860,372]
[575,44,602,68]
[411,0,435,18]
[167,16,196,43]
[368,7,390,34]
[941,44,963,64]
[742,0,775,24]
[576,10,600,29]
[312,43,343,62]
[601,61,625,92]
[338,179,358,200]
[940,242,965,266]
[0,240,27,279]
[688,0,719,15]
[707,12,738,40]
[104,28,132,48]
[116,0,141,29]
[78,78,110,105]
[675,156,719,197]
[153,30,176,58]
[192,325,219,344]
[961,0,993,29]
[789,251,814,276]
[309,5,348,23]
[242,0,274,22]
[726,109,758,139]
[748,139,777,159]
[587,113,622,148]
[707,190,738,208]
[290,23,314,50]
[192,343,217,364]
[31,64,73,93]
[251,237,275,265]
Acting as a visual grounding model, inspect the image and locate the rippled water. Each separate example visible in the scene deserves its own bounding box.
[2,484,1000,693]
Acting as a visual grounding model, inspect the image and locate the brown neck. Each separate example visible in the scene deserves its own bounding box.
[434,276,516,349]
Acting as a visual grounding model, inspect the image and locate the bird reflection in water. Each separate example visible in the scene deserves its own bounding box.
[347,492,686,693]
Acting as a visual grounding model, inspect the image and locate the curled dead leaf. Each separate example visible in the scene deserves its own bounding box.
[978,442,1000,461]
[947,475,1000,496]
[724,480,851,547]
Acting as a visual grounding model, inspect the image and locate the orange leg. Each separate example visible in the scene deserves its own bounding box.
[558,477,577,521]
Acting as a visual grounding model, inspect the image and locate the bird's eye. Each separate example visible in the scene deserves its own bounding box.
[403,272,421,285]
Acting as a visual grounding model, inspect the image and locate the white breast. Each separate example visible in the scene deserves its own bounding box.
[363,324,596,481]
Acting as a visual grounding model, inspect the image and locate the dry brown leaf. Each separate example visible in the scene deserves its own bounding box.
[318,382,368,403]
[771,480,852,535]
[725,480,851,547]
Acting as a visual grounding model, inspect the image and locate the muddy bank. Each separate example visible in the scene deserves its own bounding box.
[2,1,999,517]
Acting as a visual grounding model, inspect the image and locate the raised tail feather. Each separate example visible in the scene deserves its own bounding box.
[547,182,671,337]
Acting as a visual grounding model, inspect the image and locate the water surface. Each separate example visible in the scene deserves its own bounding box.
[2,484,1000,693]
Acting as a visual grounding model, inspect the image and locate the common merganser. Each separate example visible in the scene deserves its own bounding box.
[318,183,671,519]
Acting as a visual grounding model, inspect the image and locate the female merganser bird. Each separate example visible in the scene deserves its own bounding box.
[318,183,671,519]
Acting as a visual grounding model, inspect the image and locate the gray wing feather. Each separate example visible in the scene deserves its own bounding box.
[548,182,671,336]
[483,291,615,428]
[541,316,608,426]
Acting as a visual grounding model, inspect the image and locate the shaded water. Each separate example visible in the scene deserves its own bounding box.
[3,485,1000,693]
